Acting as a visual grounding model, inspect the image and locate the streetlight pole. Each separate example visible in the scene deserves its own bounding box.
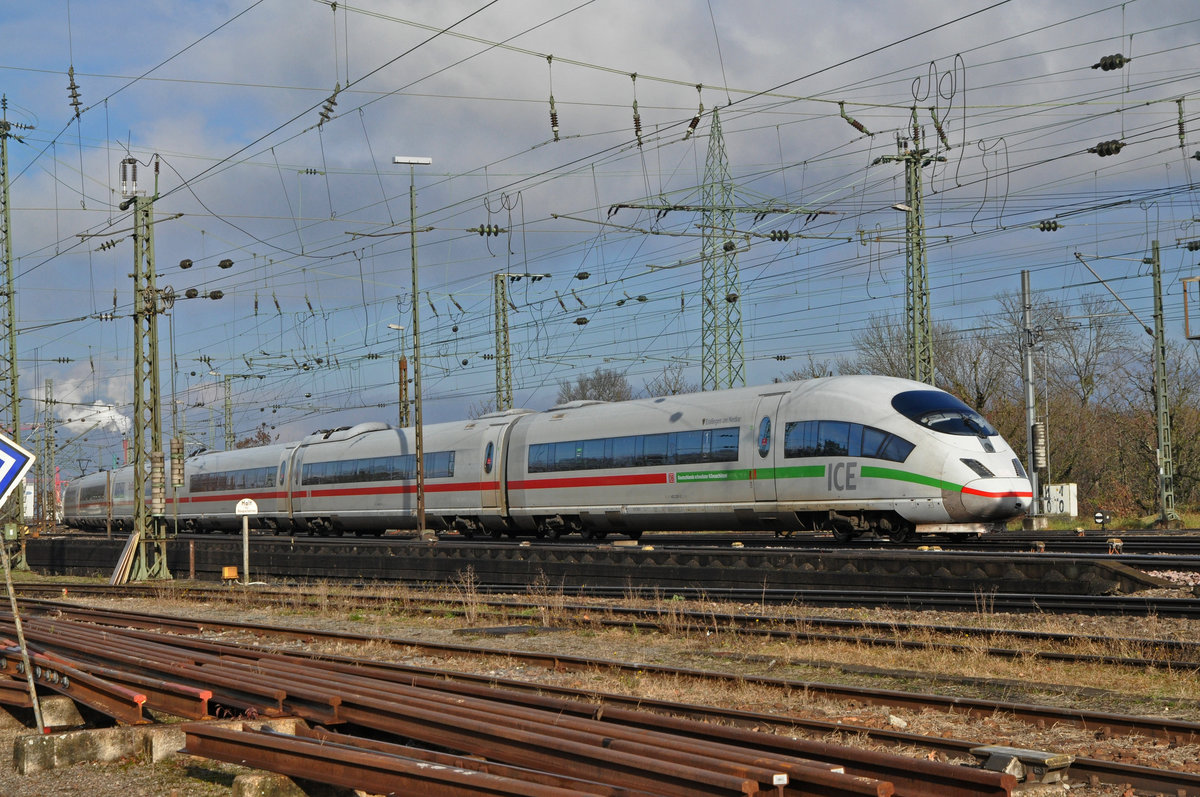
[393,155,432,539]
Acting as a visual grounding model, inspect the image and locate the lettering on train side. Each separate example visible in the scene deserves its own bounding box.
[827,461,859,491]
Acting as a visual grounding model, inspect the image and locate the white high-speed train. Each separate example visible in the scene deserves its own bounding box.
[62,375,1032,542]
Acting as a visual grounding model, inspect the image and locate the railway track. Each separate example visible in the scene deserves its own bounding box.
[14,583,1200,671]
[3,600,1198,795]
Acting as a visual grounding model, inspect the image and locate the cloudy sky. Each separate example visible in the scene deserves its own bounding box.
[1,0,1198,475]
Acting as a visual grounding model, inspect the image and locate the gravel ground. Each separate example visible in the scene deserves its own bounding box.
[2,588,1198,796]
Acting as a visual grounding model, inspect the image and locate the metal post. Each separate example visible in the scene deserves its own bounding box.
[1021,271,1041,517]
[1150,240,1179,526]
[122,159,170,582]
[223,374,233,450]
[398,355,409,427]
[0,98,26,526]
[494,274,512,411]
[393,155,432,539]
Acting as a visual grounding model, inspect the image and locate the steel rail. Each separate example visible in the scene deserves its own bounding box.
[15,586,1200,669]
[12,603,1199,746]
[6,606,1198,795]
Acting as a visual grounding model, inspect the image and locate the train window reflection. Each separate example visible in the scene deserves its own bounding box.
[784,420,913,464]
[891,390,997,437]
[527,426,740,473]
[300,450,456,485]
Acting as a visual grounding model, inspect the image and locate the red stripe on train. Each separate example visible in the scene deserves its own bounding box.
[508,473,668,490]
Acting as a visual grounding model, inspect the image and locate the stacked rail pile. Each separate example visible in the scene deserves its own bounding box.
[0,611,1019,796]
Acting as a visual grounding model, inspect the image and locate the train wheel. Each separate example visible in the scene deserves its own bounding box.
[887,525,912,543]
[831,526,857,543]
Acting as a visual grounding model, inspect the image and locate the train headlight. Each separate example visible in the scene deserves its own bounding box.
[960,458,995,478]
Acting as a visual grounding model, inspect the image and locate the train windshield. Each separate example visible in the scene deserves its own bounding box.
[891,390,997,437]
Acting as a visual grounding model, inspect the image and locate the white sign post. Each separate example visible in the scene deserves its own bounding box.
[235,498,258,585]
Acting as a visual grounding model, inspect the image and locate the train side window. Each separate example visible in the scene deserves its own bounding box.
[554,440,580,470]
[582,438,606,469]
[711,427,739,461]
[817,421,850,456]
[528,443,550,473]
[879,435,915,463]
[484,442,494,474]
[611,436,637,468]
[757,417,771,458]
[675,430,704,464]
[861,426,887,458]
[641,434,668,466]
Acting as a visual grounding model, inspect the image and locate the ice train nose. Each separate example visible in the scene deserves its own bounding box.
[959,478,1032,520]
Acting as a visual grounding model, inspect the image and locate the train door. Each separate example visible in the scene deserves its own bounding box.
[480,431,501,511]
[286,445,305,520]
[752,392,786,502]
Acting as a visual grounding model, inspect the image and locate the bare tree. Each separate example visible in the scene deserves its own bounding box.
[644,363,698,396]
[466,397,496,419]
[779,355,835,382]
[556,367,633,403]
[235,423,275,449]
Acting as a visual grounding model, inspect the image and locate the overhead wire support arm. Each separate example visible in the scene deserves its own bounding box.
[551,213,701,237]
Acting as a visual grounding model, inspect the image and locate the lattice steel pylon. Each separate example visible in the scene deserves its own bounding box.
[1150,240,1180,526]
[875,114,942,386]
[493,274,512,411]
[115,158,171,582]
[700,107,744,391]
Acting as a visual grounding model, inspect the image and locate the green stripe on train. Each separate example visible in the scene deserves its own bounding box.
[859,465,963,492]
[674,465,823,482]
[674,463,965,493]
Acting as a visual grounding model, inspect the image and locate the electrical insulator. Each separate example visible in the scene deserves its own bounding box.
[150,451,166,515]
[119,157,137,197]
[574,317,588,326]
[631,73,643,147]
[769,230,790,241]
[1090,139,1124,157]
[185,288,199,299]
[548,94,560,142]
[477,224,504,236]
[218,259,234,269]
[67,66,82,118]
[683,84,704,141]
[722,241,736,252]
[179,258,193,269]
[1091,53,1128,71]
[208,290,224,300]
[774,355,788,361]
[1038,220,1060,232]
[1031,422,1047,470]
[483,353,494,360]
[725,292,739,303]
[171,438,185,487]
[1186,240,1200,252]
[575,271,590,280]
[319,82,340,125]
